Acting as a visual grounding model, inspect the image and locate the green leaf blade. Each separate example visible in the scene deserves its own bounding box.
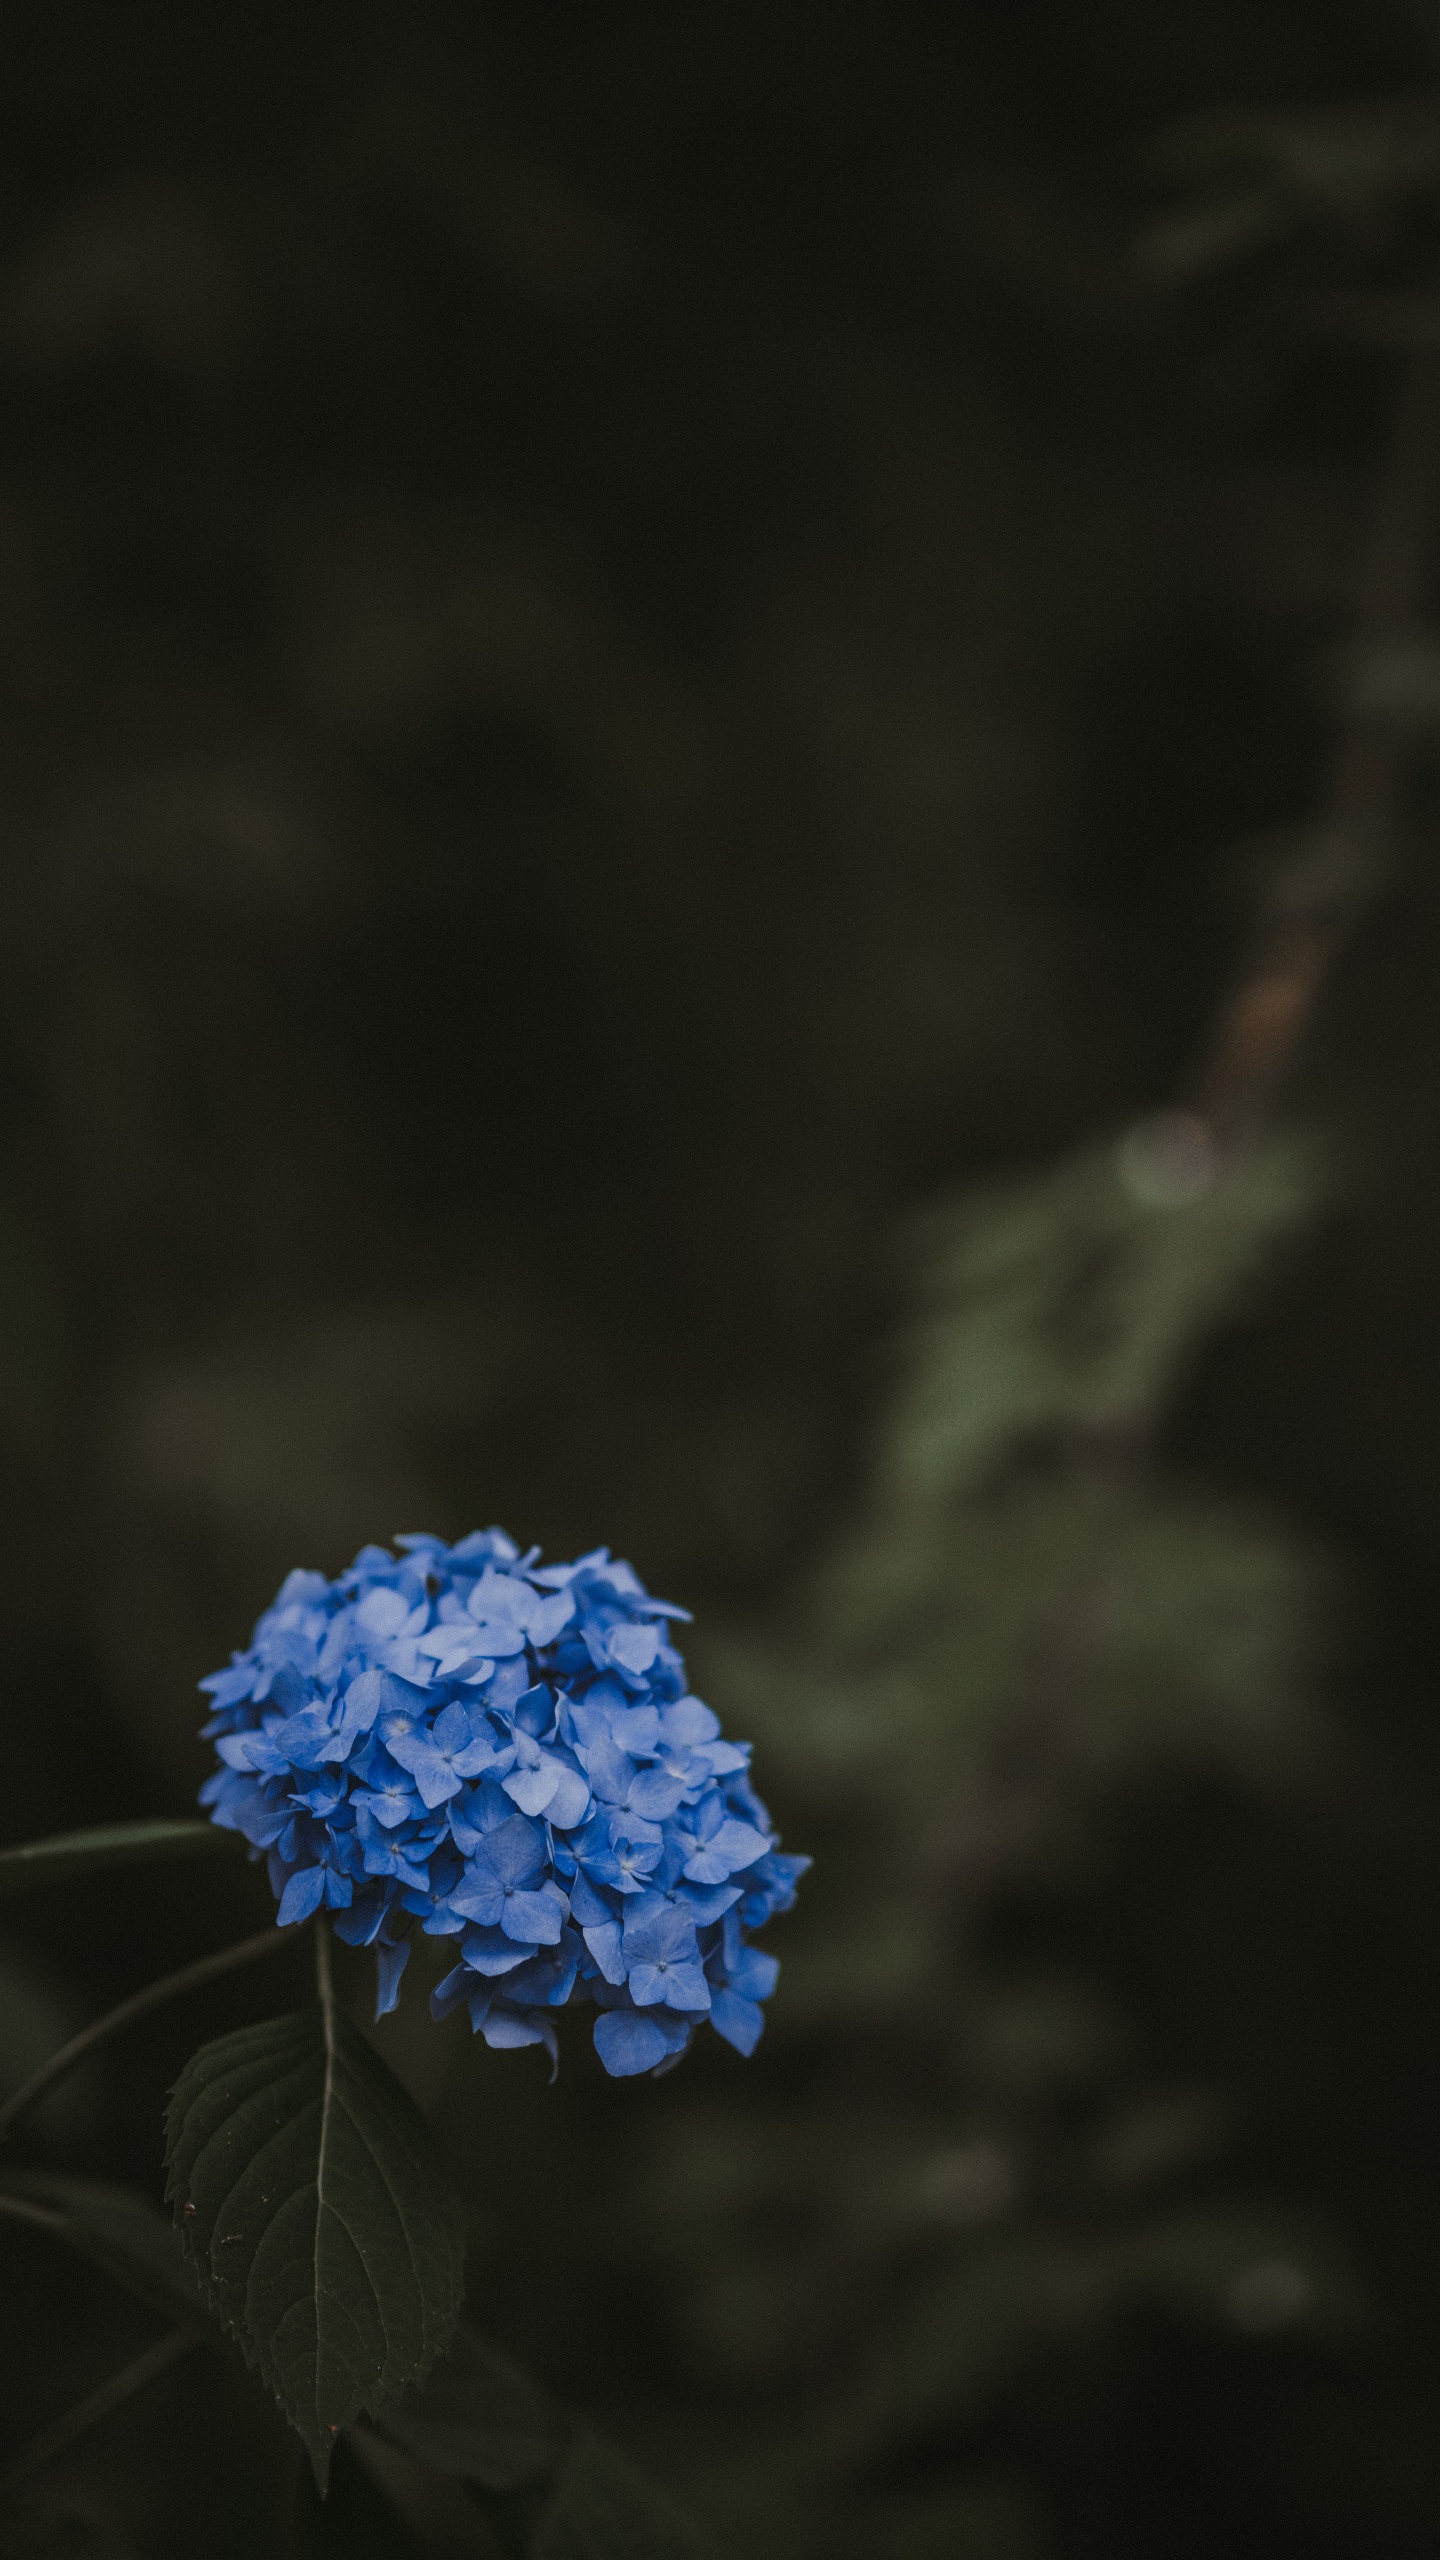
[377,2319,567,2490]
[164,1983,464,2489]
[0,1819,237,1900]
[0,2169,216,2334]
[534,2431,713,2560]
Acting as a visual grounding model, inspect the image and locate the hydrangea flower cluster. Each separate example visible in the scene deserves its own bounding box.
[198,1530,807,2077]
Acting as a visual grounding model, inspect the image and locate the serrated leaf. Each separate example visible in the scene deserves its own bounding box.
[163,1947,464,2490]
[0,2168,215,2333]
[533,2431,711,2560]
[376,2318,567,2490]
[0,1820,236,1900]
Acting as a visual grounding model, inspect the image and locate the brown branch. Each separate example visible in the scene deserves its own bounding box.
[929,351,1440,1963]
[1193,350,1440,1136]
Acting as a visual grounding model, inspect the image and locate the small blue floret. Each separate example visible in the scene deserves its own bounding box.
[198,1530,808,2076]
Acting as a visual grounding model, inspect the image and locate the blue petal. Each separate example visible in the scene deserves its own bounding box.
[374,1938,410,2017]
[480,2007,558,2071]
[710,1989,765,2056]
[606,1621,659,1677]
[199,1528,808,2085]
[430,1962,471,2021]
[461,1923,535,1977]
[726,1944,780,2002]
[582,1921,626,1985]
[501,1886,565,1944]
[276,1865,328,1927]
[594,2010,669,2076]
[568,1871,616,1928]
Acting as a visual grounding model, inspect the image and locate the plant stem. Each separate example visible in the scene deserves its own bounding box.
[0,2328,198,2491]
[314,1909,333,2003]
[0,2191,63,2238]
[928,349,1440,1988]
[0,1920,311,2144]
[1193,350,1440,1138]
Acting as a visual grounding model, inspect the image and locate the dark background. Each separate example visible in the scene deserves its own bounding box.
[5,5,1440,2555]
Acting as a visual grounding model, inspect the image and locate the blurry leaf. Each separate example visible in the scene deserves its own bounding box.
[975,1978,1130,2091]
[686,2257,816,2381]
[873,1135,1317,1519]
[348,2429,511,2559]
[1088,2091,1229,2193]
[1136,96,1440,280]
[824,2231,1122,2457]
[3,2507,138,2560]
[0,2169,213,2333]
[910,2139,1019,2233]
[713,1476,1096,1780]
[693,1116,1342,2524]
[722,1136,1321,1740]
[0,1936,95,2143]
[854,2478,1043,2560]
[365,2321,717,2558]
[1118,2206,1363,2335]
[0,1822,235,1901]
[533,2431,712,2560]
[375,2318,566,2490]
[1098,1493,1330,1781]
[772,1896,931,2023]
[827,2203,1360,2460]
[0,1196,70,1456]
[164,1977,464,2488]
[1135,185,1293,283]
[5,184,244,370]
[714,1141,1328,1842]
[1350,639,1440,722]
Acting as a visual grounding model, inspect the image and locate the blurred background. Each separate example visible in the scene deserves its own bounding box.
[7,3,1440,2554]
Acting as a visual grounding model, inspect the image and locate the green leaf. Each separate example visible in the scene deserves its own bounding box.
[163,1948,464,2491]
[872,1134,1317,1522]
[533,2431,712,2560]
[376,2318,567,2490]
[0,2168,214,2333]
[0,1820,236,1901]
[348,2429,513,2558]
[0,1931,98,2141]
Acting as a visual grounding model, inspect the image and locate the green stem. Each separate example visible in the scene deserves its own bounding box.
[0,1820,238,1904]
[0,1919,311,2144]
[0,2191,63,2238]
[314,1907,333,2002]
[0,2328,198,2490]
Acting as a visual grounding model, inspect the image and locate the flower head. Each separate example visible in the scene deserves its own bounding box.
[199,1529,807,2077]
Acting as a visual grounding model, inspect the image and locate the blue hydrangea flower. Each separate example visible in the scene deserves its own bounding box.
[198,1529,808,2077]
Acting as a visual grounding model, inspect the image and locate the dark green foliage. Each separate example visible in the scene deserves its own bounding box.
[633,1141,1351,2552]
[0,2167,214,2333]
[1,2,1440,2554]
[346,2428,514,2557]
[375,2324,567,2492]
[0,1822,235,1901]
[345,2344,709,2559]
[531,2433,712,2560]
[164,1985,465,2485]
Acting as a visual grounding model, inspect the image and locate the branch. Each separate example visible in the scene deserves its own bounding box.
[0,2329,198,2492]
[927,352,1440,1954]
[1193,350,1440,1136]
[0,1920,309,2144]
